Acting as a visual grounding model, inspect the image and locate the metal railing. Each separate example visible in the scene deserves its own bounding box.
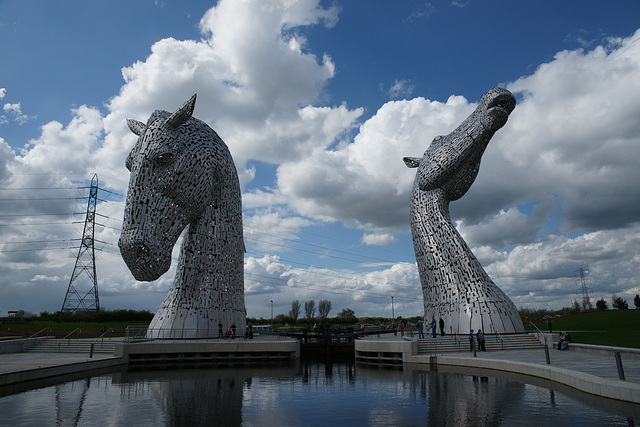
[27,327,52,339]
[92,328,114,345]
[58,328,81,352]
[488,323,505,350]
[125,326,242,341]
[22,327,53,351]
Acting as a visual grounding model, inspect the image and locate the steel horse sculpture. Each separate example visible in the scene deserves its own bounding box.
[119,94,246,338]
[404,87,524,334]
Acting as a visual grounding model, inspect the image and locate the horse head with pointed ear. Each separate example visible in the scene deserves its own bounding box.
[118,94,242,282]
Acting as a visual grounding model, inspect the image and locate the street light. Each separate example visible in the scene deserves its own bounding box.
[391,296,394,320]
[270,300,273,326]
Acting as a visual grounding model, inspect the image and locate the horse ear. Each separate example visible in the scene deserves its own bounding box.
[166,94,197,129]
[403,157,422,168]
[127,119,146,136]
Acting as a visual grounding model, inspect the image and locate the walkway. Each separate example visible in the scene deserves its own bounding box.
[436,347,640,383]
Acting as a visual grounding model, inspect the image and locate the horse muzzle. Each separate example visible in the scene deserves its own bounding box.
[118,232,172,281]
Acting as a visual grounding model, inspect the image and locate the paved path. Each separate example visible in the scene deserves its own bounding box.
[441,347,640,383]
[0,352,120,376]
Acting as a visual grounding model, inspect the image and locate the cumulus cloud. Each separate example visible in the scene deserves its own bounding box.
[362,233,397,246]
[2,103,31,125]
[387,79,415,99]
[244,254,421,318]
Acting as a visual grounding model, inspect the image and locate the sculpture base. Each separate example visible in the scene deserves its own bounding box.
[146,308,246,339]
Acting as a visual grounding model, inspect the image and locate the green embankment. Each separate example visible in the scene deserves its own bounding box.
[3,310,639,348]
[1,321,149,338]
[525,310,640,349]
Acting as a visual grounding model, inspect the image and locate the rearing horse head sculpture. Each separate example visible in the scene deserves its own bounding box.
[119,94,246,338]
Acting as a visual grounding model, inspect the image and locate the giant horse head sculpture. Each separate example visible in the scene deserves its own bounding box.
[403,87,523,334]
[119,94,246,338]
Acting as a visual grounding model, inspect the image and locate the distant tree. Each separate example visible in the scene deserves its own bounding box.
[634,294,640,309]
[582,295,593,311]
[289,300,301,321]
[337,308,355,318]
[612,296,629,310]
[318,300,332,318]
[305,300,316,319]
[596,298,608,311]
[571,299,581,314]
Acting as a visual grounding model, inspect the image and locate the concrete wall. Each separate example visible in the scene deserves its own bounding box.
[0,337,49,354]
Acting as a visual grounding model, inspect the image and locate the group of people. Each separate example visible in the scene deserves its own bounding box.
[415,316,446,339]
[469,329,486,352]
[217,321,254,339]
[557,331,571,350]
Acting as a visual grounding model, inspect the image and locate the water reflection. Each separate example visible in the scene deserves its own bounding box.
[0,361,638,426]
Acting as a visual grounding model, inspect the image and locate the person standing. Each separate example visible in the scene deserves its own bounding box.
[469,329,475,352]
[218,321,223,338]
[417,318,425,339]
[544,315,553,333]
[439,317,445,336]
[430,316,437,338]
[231,322,237,338]
[477,329,486,352]
[399,320,405,337]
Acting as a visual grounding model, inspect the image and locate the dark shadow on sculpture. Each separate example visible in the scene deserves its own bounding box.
[404,87,524,334]
[119,94,246,338]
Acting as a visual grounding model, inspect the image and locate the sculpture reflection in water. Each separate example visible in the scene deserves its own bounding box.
[404,87,524,334]
[119,94,246,338]
[4,364,635,425]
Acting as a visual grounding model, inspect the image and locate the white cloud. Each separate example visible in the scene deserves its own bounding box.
[0,88,6,99]
[387,79,415,99]
[361,233,397,246]
[3,103,30,125]
[244,254,421,318]
[30,275,63,282]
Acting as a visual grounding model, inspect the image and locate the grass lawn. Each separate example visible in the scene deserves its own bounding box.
[0,320,150,338]
[525,309,640,349]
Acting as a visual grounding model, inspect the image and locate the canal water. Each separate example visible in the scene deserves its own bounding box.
[0,361,638,426]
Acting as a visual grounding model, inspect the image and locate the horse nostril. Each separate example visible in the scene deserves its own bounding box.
[135,243,150,259]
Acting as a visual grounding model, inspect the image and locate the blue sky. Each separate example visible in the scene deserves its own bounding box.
[1,0,639,320]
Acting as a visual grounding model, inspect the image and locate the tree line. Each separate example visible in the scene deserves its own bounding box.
[519,294,640,322]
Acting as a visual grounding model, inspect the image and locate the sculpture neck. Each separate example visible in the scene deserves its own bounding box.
[410,187,481,271]
[174,183,244,288]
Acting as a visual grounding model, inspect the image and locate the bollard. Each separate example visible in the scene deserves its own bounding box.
[544,344,551,365]
[614,352,626,381]
[89,343,95,359]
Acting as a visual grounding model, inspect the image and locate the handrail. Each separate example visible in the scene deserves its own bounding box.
[125,326,150,341]
[450,326,458,349]
[27,327,52,339]
[58,328,81,352]
[22,327,53,351]
[92,328,114,346]
[529,321,543,335]
[489,323,504,350]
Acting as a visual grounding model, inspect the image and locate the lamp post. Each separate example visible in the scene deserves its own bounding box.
[391,296,394,320]
[270,300,273,326]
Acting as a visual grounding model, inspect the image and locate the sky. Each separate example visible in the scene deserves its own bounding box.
[1,0,639,321]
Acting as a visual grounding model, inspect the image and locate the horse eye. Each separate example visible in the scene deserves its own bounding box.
[157,152,175,166]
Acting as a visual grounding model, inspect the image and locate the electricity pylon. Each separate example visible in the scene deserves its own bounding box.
[60,174,100,314]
